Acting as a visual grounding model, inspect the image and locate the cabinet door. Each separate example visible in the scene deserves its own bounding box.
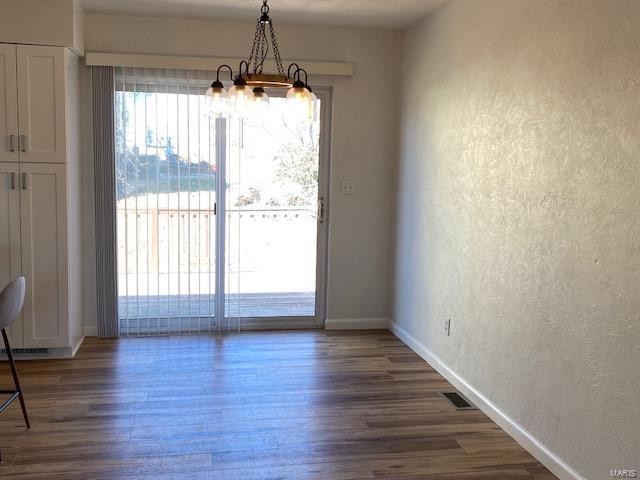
[0,44,18,163]
[16,45,66,164]
[0,163,22,346]
[20,163,69,348]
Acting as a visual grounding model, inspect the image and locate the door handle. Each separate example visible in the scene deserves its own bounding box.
[10,172,16,190]
[8,135,16,152]
[21,173,27,190]
[317,197,325,224]
[19,135,27,152]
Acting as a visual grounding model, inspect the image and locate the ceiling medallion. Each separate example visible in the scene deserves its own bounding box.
[206,0,316,117]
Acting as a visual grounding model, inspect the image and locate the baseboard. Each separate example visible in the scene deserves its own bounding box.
[71,336,85,356]
[325,318,389,330]
[389,321,585,480]
[83,325,98,337]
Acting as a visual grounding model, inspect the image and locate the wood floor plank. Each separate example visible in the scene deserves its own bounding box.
[0,331,556,479]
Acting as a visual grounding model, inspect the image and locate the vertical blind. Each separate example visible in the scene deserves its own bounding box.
[114,67,231,335]
[92,66,119,338]
[113,67,322,336]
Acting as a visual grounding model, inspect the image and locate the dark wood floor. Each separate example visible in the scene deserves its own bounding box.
[0,331,556,479]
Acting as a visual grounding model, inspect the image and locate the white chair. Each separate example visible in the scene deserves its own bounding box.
[0,276,30,463]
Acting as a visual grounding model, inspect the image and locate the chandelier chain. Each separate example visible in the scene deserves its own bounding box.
[247,19,262,74]
[247,17,285,76]
[268,21,286,76]
[259,23,267,73]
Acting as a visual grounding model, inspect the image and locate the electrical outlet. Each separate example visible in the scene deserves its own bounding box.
[340,180,356,195]
[445,318,451,336]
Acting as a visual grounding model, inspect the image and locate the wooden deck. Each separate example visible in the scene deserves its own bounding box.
[0,331,556,479]
[118,292,315,319]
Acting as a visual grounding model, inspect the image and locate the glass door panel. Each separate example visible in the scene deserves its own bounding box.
[225,96,322,321]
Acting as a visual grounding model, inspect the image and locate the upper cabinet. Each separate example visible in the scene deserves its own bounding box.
[16,46,67,163]
[0,45,67,164]
[0,44,18,163]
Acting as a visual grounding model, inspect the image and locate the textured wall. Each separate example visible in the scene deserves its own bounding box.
[394,1,640,478]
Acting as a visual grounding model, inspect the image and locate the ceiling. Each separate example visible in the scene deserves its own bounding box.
[81,0,450,29]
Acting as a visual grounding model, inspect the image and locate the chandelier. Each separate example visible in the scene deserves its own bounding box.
[206,0,316,116]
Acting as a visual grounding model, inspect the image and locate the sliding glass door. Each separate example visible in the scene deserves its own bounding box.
[224,93,325,329]
[114,68,328,335]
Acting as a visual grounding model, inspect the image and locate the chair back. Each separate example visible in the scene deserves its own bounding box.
[0,276,25,330]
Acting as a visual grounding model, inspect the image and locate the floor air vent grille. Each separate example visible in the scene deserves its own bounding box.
[440,391,477,410]
[1,348,49,355]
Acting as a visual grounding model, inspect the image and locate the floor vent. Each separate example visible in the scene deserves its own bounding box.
[440,391,477,410]
[1,348,49,355]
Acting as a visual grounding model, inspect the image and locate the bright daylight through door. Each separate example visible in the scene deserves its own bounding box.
[114,68,324,335]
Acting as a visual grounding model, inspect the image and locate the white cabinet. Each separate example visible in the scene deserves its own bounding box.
[16,45,66,164]
[0,44,82,356]
[0,45,67,165]
[0,163,21,346]
[19,163,69,348]
[0,45,18,163]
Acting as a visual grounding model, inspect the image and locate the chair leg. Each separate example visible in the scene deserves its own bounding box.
[1,329,29,429]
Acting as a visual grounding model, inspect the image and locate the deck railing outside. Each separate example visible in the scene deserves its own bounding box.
[116,205,317,321]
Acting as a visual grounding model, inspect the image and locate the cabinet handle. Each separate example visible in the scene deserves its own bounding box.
[10,172,16,190]
[8,135,16,152]
[21,173,27,190]
[19,135,27,152]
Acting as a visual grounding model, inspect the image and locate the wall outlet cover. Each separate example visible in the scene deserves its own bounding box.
[340,180,356,195]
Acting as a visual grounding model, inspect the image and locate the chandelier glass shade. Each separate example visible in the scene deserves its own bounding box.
[206,0,315,116]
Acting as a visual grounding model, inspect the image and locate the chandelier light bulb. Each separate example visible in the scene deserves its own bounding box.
[229,84,248,102]
[286,85,310,103]
[229,83,250,114]
[205,66,234,116]
[305,86,317,120]
[286,79,310,110]
[250,87,270,109]
[206,82,229,116]
[247,87,270,115]
[251,87,270,104]
[285,77,311,120]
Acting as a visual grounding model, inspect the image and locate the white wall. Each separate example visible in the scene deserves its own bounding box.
[394,1,640,479]
[0,0,84,54]
[81,13,401,328]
